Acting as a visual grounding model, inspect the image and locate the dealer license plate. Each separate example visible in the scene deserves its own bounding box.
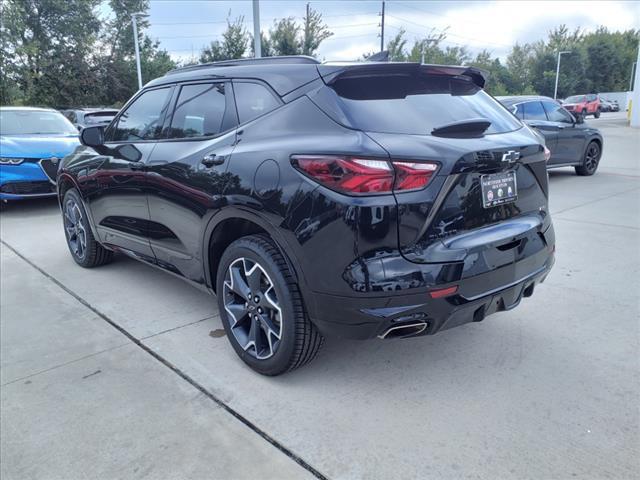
[481,171,518,208]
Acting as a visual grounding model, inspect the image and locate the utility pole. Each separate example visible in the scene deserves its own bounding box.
[553,50,571,100]
[379,1,385,52]
[253,0,261,58]
[131,13,147,90]
[630,61,637,91]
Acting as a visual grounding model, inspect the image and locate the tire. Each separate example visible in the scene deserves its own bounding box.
[216,234,324,375]
[594,109,601,119]
[575,141,601,176]
[62,188,113,267]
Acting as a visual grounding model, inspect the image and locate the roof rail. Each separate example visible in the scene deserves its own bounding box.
[166,55,320,76]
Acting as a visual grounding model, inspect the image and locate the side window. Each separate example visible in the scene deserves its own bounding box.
[522,101,547,120]
[109,88,171,142]
[513,104,525,120]
[586,94,597,102]
[542,101,573,124]
[168,83,227,139]
[234,82,280,123]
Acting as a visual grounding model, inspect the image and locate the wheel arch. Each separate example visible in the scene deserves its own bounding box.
[203,208,303,294]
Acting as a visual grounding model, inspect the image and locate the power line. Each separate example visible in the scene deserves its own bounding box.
[385,13,511,48]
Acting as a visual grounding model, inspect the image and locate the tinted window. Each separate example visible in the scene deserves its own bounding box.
[110,88,171,141]
[326,74,521,135]
[565,95,585,103]
[586,94,597,101]
[522,101,547,120]
[514,104,525,119]
[169,83,227,138]
[542,101,573,123]
[234,82,280,123]
[0,110,77,135]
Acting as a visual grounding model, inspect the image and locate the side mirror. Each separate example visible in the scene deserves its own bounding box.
[80,125,105,148]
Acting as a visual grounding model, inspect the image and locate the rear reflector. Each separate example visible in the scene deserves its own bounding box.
[429,285,458,299]
[291,155,438,195]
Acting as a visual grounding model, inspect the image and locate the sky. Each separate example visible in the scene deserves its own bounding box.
[127,0,640,62]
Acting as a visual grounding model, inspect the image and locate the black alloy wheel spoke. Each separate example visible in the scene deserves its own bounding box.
[222,257,283,360]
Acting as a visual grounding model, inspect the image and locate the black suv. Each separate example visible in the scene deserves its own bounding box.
[57,57,555,375]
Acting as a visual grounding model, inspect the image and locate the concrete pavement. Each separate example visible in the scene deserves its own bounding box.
[1,111,638,479]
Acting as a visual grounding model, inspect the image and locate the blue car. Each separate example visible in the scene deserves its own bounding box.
[1,107,80,200]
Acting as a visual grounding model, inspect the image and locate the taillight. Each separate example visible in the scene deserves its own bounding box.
[543,146,551,162]
[291,155,438,195]
[393,161,438,191]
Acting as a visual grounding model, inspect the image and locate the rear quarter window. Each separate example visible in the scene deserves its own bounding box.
[233,82,281,123]
[323,74,521,135]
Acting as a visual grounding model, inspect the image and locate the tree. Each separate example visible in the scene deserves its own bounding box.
[269,17,301,56]
[506,43,534,94]
[250,31,274,57]
[386,29,408,61]
[1,0,102,106]
[98,0,175,106]
[301,6,332,56]
[200,16,249,62]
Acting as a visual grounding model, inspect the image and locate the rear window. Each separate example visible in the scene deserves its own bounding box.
[327,74,521,135]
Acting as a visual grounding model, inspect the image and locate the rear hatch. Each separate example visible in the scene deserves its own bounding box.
[312,63,551,273]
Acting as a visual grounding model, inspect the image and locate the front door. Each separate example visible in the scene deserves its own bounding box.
[86,86,173,261]
[516,101,560,158]
[145,81,239,283]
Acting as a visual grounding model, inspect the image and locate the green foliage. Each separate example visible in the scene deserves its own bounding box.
[386,25,639,97]
[302,6,333,56]
[200,17,249,63]
[269,17,301,56]
[2,0,637,110]
[1,0,176,107]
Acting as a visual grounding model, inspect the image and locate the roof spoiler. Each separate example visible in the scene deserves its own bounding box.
[318,63,487,89]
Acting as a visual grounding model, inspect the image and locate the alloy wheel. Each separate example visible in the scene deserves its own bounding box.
[64,198,87,260]
[584,143,600,173]
[223,257,283,360]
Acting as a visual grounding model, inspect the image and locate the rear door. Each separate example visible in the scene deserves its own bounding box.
[541,100,585,164]
[88,86,173,260]
[145,81,238,282]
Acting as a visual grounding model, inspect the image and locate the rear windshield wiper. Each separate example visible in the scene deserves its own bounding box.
[431,118,492,138]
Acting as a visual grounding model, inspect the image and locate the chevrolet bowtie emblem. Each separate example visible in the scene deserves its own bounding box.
[501,150,520,163]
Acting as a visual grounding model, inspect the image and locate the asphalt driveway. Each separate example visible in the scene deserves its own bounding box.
[1,112,638,479]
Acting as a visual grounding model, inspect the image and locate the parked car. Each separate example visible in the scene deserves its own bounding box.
[498,95,603,176]
[62,108,119,131]
[0,107,80,200]
[57,57,555,375]
[561,93,601,118]
[600,98,620,112]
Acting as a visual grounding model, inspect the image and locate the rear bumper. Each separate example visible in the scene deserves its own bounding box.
[308,252,553,339]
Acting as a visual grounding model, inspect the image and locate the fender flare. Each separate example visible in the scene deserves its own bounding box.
[57,172,102,242]
[201,207,306,293]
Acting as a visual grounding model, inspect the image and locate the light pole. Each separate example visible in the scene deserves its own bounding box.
[630,61,637,92]
[131,13,148,90]
[553,50,571,100]
[252,0,261,58]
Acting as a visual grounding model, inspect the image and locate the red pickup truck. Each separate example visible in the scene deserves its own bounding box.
[562,94,601,118]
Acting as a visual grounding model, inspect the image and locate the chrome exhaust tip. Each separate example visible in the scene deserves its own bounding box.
[378,322,428,339]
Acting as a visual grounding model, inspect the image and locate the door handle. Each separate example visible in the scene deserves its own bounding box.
[201,154,225,167]
[128,162,145,171]
[557,125,566,129]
